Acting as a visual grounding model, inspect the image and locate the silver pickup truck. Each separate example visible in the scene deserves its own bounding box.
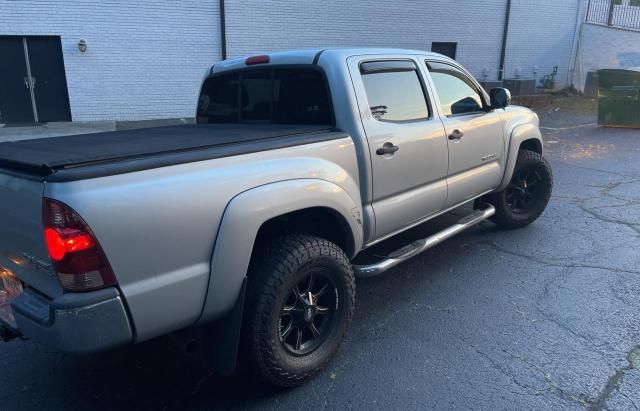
[0,48,552,387]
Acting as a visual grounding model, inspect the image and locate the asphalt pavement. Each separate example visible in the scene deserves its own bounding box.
[1,108,639,410]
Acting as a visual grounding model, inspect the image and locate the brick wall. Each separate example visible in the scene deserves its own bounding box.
[0,1,220,121]
[575,23,640,90]
[505,0,583,89]
[1,0,585,121]
[225,0,507,81]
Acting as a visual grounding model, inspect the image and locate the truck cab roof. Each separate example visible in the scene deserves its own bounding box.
[210,48,457,75]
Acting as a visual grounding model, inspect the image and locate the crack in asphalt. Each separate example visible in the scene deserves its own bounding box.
[452,330,590,408]
[504,348,591,408]
[479,241,640,277]
[586,345,640,411]
[554,160,640,180]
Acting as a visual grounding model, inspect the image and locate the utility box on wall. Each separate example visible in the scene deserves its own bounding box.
[502,79,536,96]
[598,69,640,129]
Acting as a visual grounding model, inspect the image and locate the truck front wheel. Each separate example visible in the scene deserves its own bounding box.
[486,149,553,229]
[244,235,355,387]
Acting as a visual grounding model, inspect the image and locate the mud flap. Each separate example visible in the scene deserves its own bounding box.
[206,277,247,376]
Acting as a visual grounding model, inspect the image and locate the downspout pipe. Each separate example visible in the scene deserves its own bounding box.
[220,0,227,60]
[498,0,512,81]
[568,0,588,91]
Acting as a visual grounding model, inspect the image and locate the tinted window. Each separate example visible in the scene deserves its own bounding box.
[197,68,332,125]
[360,64,429,122]
[197,73,240,123]
[428,62,484,116]
[241,71,272,121]
[273,69,331,125]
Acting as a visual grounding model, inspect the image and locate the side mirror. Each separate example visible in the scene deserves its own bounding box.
[490,87,511,109]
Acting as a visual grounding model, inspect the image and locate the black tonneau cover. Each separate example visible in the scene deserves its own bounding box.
[0,124,346,181]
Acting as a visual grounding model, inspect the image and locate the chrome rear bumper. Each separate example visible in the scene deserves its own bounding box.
[3,287,133,352]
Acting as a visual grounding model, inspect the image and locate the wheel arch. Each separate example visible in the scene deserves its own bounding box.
[519,138,542,154]
[252,206,356,263]
[497,123,544,191]
[197,179,363,324]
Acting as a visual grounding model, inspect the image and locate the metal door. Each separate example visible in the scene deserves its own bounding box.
[348,55,449,240]
[0,37,35,123]
[425,60,506,207]
[0,36,71,124]
[27,36,71,122]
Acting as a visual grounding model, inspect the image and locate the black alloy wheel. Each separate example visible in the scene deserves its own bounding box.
[486,149,553,229]
[278,270,338,356]
[504,168,545,214]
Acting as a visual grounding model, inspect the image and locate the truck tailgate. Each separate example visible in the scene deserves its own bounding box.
[0,173,62,298]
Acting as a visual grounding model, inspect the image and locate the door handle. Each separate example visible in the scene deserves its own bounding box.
[376,142,399,156]
[448,129,464,140]
[24,77,29,89]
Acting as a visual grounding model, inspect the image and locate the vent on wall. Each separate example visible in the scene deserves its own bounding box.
[431,42,457,60]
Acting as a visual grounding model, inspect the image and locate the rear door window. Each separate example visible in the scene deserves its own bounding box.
[197,68,332,125]
[359,60,430,122]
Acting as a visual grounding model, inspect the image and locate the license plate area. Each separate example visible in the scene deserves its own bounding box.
[0,267,24,329]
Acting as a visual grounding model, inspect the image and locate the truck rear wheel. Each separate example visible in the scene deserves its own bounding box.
[244,235,355,387]
[486,149,553,229]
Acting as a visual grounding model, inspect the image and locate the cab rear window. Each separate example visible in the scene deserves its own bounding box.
[197,68,333,125]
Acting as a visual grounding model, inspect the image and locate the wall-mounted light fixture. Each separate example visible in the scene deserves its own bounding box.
[78,39,87,53]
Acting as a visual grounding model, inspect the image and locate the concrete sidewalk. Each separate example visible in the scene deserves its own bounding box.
[0,118,194,143]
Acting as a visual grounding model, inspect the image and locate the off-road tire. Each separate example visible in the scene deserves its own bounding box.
[486,149,553,229]
[243,235,356,387]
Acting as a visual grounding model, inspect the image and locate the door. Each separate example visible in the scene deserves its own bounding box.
[27,37,71,122]
[426,60,505,207]
[0,37,35,123]
[348,57,449,240]
[0,36,71,124]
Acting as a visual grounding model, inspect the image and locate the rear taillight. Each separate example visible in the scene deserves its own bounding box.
[43,198,117,292]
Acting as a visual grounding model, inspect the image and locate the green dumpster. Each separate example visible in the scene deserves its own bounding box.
[598,69,640,128]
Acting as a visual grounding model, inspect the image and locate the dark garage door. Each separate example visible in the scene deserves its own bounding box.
[0,36,71,124]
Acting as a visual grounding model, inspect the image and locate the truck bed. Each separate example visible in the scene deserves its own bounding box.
[0,123,347,181]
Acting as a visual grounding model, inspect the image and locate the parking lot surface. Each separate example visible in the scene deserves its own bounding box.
[2,105,639,410]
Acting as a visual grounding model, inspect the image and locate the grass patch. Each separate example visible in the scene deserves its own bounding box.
[545,93,597,115]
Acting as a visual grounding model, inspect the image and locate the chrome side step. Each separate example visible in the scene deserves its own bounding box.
[353,204,495,278]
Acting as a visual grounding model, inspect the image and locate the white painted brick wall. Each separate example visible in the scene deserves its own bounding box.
[1,0,585,121]
[226,0,582,89]
[0,1,220,121]
[225,0,508,81]
[505,0,582,89]
[575,23,640,90]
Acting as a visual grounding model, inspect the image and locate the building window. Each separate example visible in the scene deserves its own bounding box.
[431,42,458,59]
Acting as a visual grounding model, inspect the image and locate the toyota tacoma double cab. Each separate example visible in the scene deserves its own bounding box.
[0,48,552,387]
